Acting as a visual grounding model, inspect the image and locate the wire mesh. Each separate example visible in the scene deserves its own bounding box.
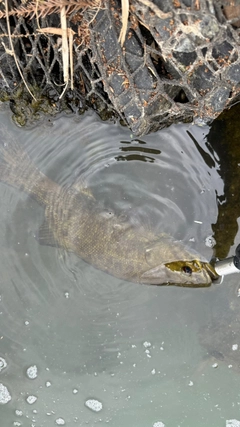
[0,0,239,134]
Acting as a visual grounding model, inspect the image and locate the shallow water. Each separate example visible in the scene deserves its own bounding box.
[0,106,239,427]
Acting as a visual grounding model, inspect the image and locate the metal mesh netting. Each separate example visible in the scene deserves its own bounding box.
[0,0,239,134]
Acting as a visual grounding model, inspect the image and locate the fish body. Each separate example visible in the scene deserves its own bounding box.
[0,128,218,286]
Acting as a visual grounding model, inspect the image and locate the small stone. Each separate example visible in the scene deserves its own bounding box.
[85,399,103,412]
[26,395,37,405]
[232,344,238,351]
[226,420,240,427]
[55,418,65,425]
[205,235,216,248]
[143,341,151,348]
[0,383,11,404]
[26,365,38,379]
[0,357,7,372]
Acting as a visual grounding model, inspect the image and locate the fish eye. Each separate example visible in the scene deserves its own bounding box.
[182,266,192,275]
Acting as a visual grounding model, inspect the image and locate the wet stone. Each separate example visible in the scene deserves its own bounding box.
[175,36,195,53]
[26,365,38,379]
[200,16,220,39]
[85,399,103,412]
[100,28,118,62]
[189,65,214,92]
[155,18,173,42]
[212,41,234,60]
[226,420,240,427]
[225,62,240,84]
[0,383,11,404]
[26,395,37,404]
[55,418,66,425]
[133,68,154,91]
[0,357,7,372]
[173,50,197,66]
[208,87,231,113]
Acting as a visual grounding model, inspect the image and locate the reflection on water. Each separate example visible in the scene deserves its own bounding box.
[0,105,239,426]
[116,141,161,163]
[198,104,240,387]
[207,103,240,259]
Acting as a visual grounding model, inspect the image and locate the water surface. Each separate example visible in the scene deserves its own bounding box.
[0,106,239,427]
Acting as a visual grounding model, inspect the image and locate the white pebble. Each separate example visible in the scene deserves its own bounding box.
[26,365,38,379]
[212,363,218,368]
[0,357,7,372]
[13,422,21,426]
[188,381,193,386]
[205,235,216,248]
[153,422,165,427]
[226,420,240,427]
[85,399,103,412]
[55,418,65,425]
[26,395,37,404]
[151,369,156,375]
[232,344,238,351]
[0,383,11,404]
[15,410,23,416]
[45,381,51,387]
[143,341,151,348]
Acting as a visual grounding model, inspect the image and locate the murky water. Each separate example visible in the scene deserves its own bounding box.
[0,105,240,427]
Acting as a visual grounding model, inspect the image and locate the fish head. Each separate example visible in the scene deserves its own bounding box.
[140,237,218,287]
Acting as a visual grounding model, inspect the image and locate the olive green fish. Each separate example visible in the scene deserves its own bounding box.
[0,127,218,286]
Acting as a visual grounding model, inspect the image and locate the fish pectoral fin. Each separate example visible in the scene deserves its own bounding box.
[37,219,59,248]
[71,176,95,200]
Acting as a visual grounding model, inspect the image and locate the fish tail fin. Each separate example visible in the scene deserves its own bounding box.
[0,124,30,164]
[0,124,49,201]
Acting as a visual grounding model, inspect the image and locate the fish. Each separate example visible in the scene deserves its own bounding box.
[0,126,218,286]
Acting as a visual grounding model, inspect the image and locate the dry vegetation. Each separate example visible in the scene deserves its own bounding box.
[1,0,171,99]
[2,0,103,99]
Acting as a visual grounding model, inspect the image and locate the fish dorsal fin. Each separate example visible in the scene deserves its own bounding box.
[37,218,59,248]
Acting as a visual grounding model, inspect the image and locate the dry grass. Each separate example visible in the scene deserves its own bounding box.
[119,0,129,46]
[2,0,102,99]
[2,0,171,98]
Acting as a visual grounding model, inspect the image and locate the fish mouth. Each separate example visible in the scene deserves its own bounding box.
[202,262,219,281]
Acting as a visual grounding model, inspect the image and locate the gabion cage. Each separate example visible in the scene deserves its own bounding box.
[0,0,239,134]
